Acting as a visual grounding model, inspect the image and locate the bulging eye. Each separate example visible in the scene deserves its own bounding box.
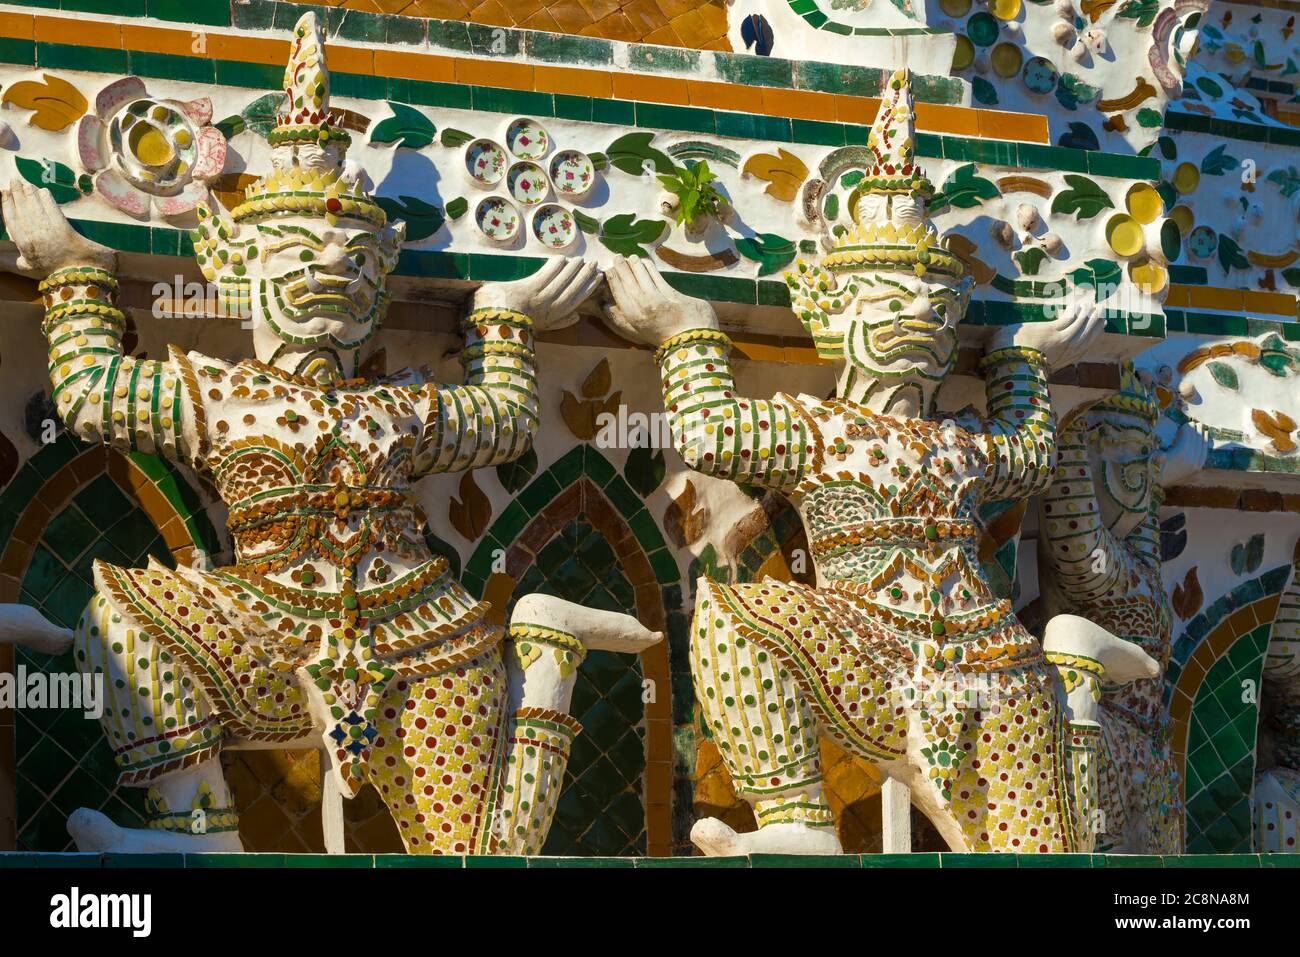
[889,300,902,312]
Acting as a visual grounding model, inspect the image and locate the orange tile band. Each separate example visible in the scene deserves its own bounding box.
[1167,284,1298,317]
[0,11,1051,144]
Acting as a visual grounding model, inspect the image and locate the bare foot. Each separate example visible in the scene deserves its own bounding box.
[68,807,244,853]
[690,817,844,856]
[511,594,662,652]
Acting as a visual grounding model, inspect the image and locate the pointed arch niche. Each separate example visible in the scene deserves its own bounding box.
[464,444,677,857]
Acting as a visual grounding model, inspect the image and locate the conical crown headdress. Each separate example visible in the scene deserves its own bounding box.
[858,67,934,201]
[223,12,385,229]
[784,69,968,358]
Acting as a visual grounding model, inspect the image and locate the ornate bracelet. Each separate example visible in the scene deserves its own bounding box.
[464,307,533,330]
[980,344,1048,370]
[653,327,732,365]
[39,266,118,293]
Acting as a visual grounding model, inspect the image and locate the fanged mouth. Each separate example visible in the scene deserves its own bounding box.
[283,272,370,312]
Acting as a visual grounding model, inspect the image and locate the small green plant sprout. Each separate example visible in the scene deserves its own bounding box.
[657,160,727,230]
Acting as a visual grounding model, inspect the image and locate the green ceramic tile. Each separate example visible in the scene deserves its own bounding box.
[183,853,288,868]
[42,507,98,565]
[517,470,562,515]
[592,98,636,127]
[627,44,700,75]
[215,59,282,90]
[1085,150,1139,179]
[273,3,331,32]
[795,61,879,96]
[1164,854,1260,867]
[861,853,942,868]
[62,0,144,14]
[715,111,791,142]
[492,499,530,543]
[663,272,757,304]
[941,853,1017,868]
[585,448,617,486]
[374,854,463,868]
[750,853,860,867]
[103,852,185,867]
[129,50,215,84]
[146,0,227,24]
[472,86,553,118]
[425,19,472,53]
[231,0,276,30]
[37,41,127,73]
[333,71,385,101]
[792,118,846,147]
[1185,312,1248,336]
[553,94,594,122]
[399,249,470,280]
[714,51,794,89]
[527,856,636,867]
[466,21,523,58]
[332,9,385,43]
[626,509,662,549]
[1093,854,1163,867]
[757,280,792,307]
[1018,854,1092,867]
[465,854,526,867]
[385,14,425,46]
[407,80,473,111]
[0,36,35,66]
[636,855,749,867]
[549,447,584,487]
[962,138,1017,168]
[0,852,101,867]
[528,31,613,66]
[282,853,374,867]
[636,102,715,135]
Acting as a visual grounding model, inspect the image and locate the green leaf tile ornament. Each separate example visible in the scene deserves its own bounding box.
[604,131,675,177]
[734,232,798,276]
[496,446,538,494]
[1207,360,1239,390]
[370,102,436,150]
[598,213,667,258]
[624,442,666,497]
[1050,175,1114,221]
[15,156,87,205]
[374,195,445,241]
[1199,144,1238,176]
[935,164,1000,210]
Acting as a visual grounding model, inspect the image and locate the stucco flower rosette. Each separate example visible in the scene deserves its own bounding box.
[76,76,226,219]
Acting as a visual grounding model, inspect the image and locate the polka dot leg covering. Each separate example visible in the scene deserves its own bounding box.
[690,586,835,831]
[370,646,509,855]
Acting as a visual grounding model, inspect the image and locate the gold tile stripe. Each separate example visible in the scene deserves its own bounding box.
[1165,284,1297,316]
[344,0,732,50]
[0,11,1050,144]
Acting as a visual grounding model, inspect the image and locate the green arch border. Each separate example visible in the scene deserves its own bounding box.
[461,443,680,598]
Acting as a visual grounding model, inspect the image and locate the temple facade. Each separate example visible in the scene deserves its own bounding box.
[0,0,1295,862]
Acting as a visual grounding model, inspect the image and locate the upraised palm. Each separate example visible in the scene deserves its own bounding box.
[2,178,115,278]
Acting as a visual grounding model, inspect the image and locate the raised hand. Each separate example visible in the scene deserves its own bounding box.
[1,178,116,278]
[989,296,1106,370]
[601,255,718,346]
[471,255,601,330]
